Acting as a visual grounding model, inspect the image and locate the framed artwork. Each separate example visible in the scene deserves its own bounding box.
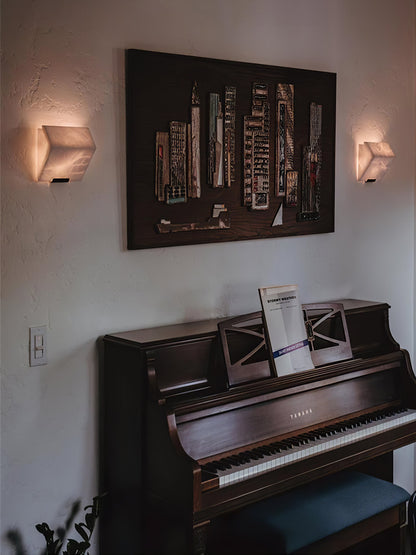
[125,49,336,250]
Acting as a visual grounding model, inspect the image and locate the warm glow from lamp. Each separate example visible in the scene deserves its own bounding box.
[357,141,395,183]
[37,125,96,183]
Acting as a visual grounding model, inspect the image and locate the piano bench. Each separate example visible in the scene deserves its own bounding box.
[206,470,410,555]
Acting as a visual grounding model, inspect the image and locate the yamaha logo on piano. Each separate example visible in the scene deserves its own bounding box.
[290,408,313,420]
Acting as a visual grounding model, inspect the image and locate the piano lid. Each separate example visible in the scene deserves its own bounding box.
[104,299,398,403]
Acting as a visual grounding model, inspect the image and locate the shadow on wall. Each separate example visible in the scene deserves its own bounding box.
[5,499,81,555]
[5,529,26,555]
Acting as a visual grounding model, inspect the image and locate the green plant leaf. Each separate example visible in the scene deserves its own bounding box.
[84,513,95,532]
[75,523,89,543]
[66,539,80,555]
[36,494,104,555]
[52,538,63,554]
[84,493,107,518]
[36,523,54,544]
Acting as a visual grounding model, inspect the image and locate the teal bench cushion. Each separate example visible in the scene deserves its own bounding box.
[207,471,410,554]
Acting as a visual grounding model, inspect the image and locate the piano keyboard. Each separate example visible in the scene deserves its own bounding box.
[202,408,416,488]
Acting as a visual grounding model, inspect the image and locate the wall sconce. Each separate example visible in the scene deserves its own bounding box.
[357,141,395,183]
[38,125,96,183]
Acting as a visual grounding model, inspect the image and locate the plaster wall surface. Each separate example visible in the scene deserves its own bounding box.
[1,0,415,553]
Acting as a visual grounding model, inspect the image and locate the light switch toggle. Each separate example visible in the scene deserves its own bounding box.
[30,326,47,366]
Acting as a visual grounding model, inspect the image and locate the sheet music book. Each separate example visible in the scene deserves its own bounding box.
[259,284,314,376]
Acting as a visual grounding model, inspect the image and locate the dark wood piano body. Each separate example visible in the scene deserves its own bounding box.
[99,299,416,554]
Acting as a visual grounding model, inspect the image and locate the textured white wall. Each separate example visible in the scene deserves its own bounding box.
[1,0,414,553]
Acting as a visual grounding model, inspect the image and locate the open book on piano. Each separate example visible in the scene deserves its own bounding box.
[100,299,416,555]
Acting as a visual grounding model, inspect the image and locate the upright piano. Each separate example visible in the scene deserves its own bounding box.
[99,299,416,554]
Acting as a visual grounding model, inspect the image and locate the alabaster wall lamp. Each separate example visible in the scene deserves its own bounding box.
[357,141,395,183]
[37,125,96,183]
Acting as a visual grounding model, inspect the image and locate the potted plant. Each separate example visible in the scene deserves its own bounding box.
[36,494,104,555]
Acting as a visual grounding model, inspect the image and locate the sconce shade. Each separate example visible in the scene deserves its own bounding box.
[38,125,96,182]
[357,141,395,183]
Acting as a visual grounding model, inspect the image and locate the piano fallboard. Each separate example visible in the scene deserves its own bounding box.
[175,353,406,461]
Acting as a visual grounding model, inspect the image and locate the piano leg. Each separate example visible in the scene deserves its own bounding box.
[193,521,210,555]
[332,513,407,555]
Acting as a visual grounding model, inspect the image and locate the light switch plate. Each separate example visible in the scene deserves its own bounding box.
[29,325,47,366]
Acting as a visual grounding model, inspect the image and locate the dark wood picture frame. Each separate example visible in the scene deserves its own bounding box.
[126,49,336,250]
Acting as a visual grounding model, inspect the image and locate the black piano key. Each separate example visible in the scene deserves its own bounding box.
[213,462,226,471]
[202,463,218,474]
[219,459,233,469]
[283,439,295,447]
[210,459,232,471]
[304,433,318,441]
[228,456,242,466]
[239,451,254,462]
[220,457,235,467]
[298,435,311,444]
[252,447,269,457]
